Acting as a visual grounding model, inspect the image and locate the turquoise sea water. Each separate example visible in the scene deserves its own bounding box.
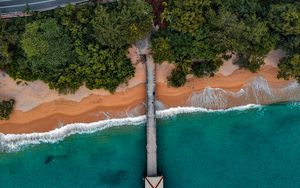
[1,103,300,187]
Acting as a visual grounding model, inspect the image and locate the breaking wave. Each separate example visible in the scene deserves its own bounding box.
[2,76,299,152]
[190,76,300,108]
[0,104,261,153]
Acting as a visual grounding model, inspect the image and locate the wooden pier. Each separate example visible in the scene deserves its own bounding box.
[136,37,163,188]
[145,54,157,176]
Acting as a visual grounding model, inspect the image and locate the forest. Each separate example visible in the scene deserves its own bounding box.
[0,0,300,119]
[151,0,300,86]
[0,0,153,93]
[1,0,300,90]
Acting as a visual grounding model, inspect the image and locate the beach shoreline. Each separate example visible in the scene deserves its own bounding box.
[0,49,299,134]
[0,104,264,152]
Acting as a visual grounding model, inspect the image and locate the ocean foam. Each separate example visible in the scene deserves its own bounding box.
[0,104,261,152]
[156,104,261,118]
[246,76,274,103]
[0,116,146,152]
[190,87,228,108]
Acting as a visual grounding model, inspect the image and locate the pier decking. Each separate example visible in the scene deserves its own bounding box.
[145,54,157,176]
[136,37,163,187]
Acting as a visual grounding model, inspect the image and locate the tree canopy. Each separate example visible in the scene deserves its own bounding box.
[0,20,17,70]
[2,0,300,91]
[92,1,153,48]
[0,99,15,120]
[2,2,152,94]
[167,64,188,87]
[19,19,79,93]
[162,0,210,35]
[151,0,300,87]
[273,3,300,82]
[268,3,300,36]
[79,44,134,92]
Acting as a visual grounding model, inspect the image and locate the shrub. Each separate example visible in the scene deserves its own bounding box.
[277,54,300,82]
[234,53,265,73]
[0,99,15,120]
[151,37,175,64]
[167,65,188,87]
[191,59,223,78]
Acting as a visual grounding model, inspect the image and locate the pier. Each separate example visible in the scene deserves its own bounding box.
[136,37,163,188]
[145,54,157,176]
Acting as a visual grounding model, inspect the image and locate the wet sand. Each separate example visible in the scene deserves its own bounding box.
[0,50,297,134]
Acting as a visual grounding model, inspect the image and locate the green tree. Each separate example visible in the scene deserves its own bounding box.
[0,99,15,120]
[0,20,17,69]
[234,53,265,73]
[278,54,300,82]
[5,4,141,94]
[20,19,80,93]
[151,31,194,64]
[169,32,194,62]
[92,0,153,47]
[191,59,223,78]
[80,44,135,92]
[201,6,276,72]
[168,64,188,87]
[162,0,210,35]
[55,4,93,43]
[151,37,175,64]
[21,21,49,57]
[268,3,300,36]
[153,0,283,86]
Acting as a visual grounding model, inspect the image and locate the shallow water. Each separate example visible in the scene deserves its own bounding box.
[1,103,300,187]
[0,126,146,188]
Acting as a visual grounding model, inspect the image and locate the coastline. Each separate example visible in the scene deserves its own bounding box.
[0,49,299,134]
[2,104,300,187]
[1,64,298,134]
[0,104,263,152]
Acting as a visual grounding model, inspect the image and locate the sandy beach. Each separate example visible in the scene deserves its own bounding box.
[0,49,298,134]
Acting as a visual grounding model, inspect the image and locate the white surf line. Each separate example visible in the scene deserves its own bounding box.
[156,104,262,118]
[0,104,262,152]
[0,0,56,9]
[0,115,147,152]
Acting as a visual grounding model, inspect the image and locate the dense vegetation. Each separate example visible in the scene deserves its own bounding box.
[0,1,153,93]
[272,3,300,83]
[92,1,152,48]
[0,99,15,120]
[151,0,300,87]
[1,0,300,92]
